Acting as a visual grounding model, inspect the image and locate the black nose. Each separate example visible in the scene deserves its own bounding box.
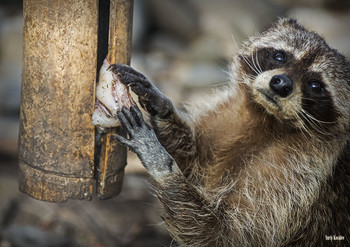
[269,74,293,97]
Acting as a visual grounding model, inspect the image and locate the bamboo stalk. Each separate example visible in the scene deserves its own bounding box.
[18,0,98,202]
[97,0,134,199]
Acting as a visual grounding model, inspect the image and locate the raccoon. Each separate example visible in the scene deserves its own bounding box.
[113,18,350,246]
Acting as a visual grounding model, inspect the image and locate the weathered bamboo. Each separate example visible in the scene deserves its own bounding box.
[18,0,98,202]
[97,0,134,199]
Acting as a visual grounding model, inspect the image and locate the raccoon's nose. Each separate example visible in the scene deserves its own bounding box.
[269,74,293,97]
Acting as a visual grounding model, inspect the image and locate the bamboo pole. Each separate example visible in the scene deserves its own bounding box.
[18,0,98,202]
[18,0,133,201]
[97,0,134,199]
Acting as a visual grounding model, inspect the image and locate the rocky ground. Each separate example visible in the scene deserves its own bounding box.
[0,0,349,246]
[0,158,171,247]
[1,1,170,245]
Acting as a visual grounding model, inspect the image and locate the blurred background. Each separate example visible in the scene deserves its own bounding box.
[0,0,349,246]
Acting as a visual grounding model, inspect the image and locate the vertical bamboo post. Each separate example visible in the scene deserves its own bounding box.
[18,0,98,202]
[97,0,134,199]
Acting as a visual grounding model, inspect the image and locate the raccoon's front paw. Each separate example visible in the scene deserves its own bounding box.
[114,106,175,177]
[109,63,173,118]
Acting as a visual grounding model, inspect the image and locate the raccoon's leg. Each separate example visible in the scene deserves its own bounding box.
[109,64,196,166]
[114,106,226,246]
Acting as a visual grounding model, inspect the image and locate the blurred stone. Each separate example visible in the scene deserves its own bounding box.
[147,0,199,40]
[2,226,72,247]
[268,0,326,7]
[0,170,171,247]
[0,117,18,156]
[268,0,350,10]
[188,34,227,61]
[132,0,150,49]
[125,151,146,174]
[148,33,187,57]
[190,0,285,58]
[0,14,22,114]
[174,61,228,88]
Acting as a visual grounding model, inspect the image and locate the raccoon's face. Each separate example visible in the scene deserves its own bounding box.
[235,18,350,135]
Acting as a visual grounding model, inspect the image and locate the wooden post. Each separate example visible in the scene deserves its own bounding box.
[18,0,98,202]
[97,0,134,199]
[19,0,134,202]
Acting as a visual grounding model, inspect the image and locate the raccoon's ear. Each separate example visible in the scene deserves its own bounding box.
[275,17,307,33]
[277,17,298,27]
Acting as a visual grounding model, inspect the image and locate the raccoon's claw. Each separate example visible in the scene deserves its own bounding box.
[109,63,148,82]
[109,64,174,118]
[113,106,150,151]
[114,106,176,177]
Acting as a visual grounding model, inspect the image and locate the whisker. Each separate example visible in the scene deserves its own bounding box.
[231,33,241,52]
[242,53,261,76]
[300,108,336,124]
[302,97,333,103]
[291,111,310,139]
[231,34,260,76]
[299,114,317,136]
[255,49,263,73]
[290,101,333,137]
[251,51,261,75]
[222,68,232,78]
[239,71,257,81]
[210,81,230,88]
[299,109,334,136]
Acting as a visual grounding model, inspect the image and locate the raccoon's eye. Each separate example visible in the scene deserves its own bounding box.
[309,80,325,94]
[274,52,286,62]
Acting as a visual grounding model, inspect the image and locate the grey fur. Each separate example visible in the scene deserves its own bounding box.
[114,18,350,246]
